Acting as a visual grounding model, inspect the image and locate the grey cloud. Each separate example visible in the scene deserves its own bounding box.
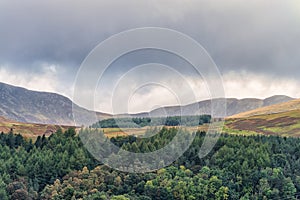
[0,0,161,67]
[0,0,299,77]
[0,0,299,111]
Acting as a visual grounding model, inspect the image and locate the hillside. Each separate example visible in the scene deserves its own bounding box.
[228,98,300,118]
[0,82,111,125]
[225,99,300,137]
[0,116,74,139]
[0,82,294,126]
[135,95,294,118]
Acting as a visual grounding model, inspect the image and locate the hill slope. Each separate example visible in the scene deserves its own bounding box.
[228,99,300,118]
[0,82,111,125]
[226,109,300,137]
[225,98,300,137]
[0,116,74,138]
[0,82,294,126]
[133,95,294,118]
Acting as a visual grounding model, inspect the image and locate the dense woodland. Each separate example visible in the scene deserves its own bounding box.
[0,127,300,199]
[91,115,212,128]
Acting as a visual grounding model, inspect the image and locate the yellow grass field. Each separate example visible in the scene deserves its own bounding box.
[0,116,74,140]
[102,125,209,138]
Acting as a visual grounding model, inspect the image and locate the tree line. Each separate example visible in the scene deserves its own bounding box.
[0,127,300,199]
[91,115,212,128]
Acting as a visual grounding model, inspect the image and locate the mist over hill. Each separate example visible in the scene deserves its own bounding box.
[0,82,294,125]
[131,95,294,118]
[0,82,111,125]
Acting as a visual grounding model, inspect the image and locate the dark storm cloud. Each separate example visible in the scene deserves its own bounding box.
[0,0,300,111]
[0,0,160,69]
[0,0,299,77]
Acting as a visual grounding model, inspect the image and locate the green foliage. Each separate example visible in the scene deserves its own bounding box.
[41,128,300,199]
[91,115,211,128]
[0,129,98,199]
[1,127,300,199]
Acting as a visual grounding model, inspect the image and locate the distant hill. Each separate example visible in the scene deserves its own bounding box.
[228,98,300,118]
[0,82,294,126]
[0,82,111,125]
[130,95,294,118]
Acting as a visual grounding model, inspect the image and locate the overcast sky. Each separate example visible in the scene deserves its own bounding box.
[0,0,299,113]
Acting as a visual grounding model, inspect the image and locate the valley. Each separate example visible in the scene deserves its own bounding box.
[0,84,299,199]
[1,1,299,199]
[1,82,299,139]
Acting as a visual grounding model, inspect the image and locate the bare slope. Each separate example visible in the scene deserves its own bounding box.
[0,82,111,125]
[133,95,294,118]
[0,116,74,139]
[228,99,300,119]
[225,109,300,137]
[0,82,293,126]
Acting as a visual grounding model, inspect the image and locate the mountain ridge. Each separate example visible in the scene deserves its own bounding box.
[0,82,112,125]
[129,95,294,118]
[0,82,295,125]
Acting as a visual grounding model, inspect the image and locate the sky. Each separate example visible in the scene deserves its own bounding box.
[0,0,299,113]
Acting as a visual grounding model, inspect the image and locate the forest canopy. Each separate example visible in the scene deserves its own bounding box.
[0,128,299,199]
[91,115,212,128]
